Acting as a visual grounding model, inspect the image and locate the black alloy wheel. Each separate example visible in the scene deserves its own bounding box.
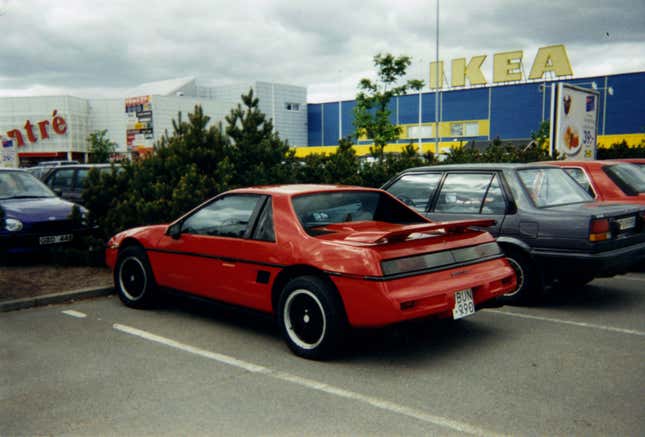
[278,275,347,360]
[115,245,157,308]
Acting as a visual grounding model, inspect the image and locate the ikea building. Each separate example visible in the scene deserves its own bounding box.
[1,44,644,166]
[305,70,645,156]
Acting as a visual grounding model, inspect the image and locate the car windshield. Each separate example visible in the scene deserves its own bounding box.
[517,167,592,207]
[0,171,56,199]
[603,163,645,194]
[292,190,424,234]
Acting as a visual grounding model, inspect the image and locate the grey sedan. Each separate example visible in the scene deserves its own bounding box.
[383,163,645,304]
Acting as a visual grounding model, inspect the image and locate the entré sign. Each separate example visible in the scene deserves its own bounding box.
[4,110,68,147]
[430,44,573,89]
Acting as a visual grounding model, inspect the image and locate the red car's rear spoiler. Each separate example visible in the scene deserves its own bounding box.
[337,219,496,244]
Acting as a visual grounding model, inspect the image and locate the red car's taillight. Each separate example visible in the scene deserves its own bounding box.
[589,218,611,242]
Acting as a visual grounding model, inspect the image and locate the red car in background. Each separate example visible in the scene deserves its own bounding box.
[547,160,645,205]
[106,185,516,359]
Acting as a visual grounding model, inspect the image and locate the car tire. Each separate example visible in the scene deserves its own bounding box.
[115,245,157,309]
[501,249,539,305]
[277,275,347,360]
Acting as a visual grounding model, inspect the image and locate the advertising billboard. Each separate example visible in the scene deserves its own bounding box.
[125,95,154,152]
[551,83,600,160]
[1,137,17,168]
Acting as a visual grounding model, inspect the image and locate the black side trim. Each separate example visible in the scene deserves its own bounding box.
[146,248,285,269]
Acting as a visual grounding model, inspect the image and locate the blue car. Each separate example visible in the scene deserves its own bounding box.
[0,168,90,254]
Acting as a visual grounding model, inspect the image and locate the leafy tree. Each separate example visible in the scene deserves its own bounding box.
[226,88,294,186]
[87,129,116,163]
[323,137,362,185]
[354,53,424,160]
[443,142,482,164]
[296,153,329,184]
[530,120,550,149]
[597,140,645,159]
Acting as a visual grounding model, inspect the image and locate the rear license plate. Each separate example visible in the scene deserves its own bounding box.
[615,216,636,231]
[452,289,475,319]
[39,234,73,245]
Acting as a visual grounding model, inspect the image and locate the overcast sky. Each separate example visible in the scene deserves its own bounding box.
[1,0,644,102]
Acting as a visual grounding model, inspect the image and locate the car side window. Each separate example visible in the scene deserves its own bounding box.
[434,173,494,214]
[76,169,90,189]
[386,173,442,212]
[563,168,595,197]
[182,194,263,238]
[481,175,506,214]
[251,198,275,242]
[48,169,75,190]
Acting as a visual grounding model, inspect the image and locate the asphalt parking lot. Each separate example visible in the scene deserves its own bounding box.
[2,273,644,436]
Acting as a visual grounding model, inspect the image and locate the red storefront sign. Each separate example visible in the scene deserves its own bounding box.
[4,110,68,147]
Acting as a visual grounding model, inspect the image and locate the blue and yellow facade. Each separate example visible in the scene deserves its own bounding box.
[300,71,645,157]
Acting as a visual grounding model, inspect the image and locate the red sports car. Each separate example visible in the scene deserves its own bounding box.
[106,185,516,359]
[546,160,645,205]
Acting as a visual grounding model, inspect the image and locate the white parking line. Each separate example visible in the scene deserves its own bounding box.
[61,310,87,318]
[483,309,645,337]
[113,323,505,437]
[619,275,645,283]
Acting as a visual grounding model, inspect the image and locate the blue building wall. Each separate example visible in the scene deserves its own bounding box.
[307,71,645,146]
[490,82,543,140]
[443,87,488,121]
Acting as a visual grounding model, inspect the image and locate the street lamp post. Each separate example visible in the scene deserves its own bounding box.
[599,77,614,135]
[418,59,423,155]
[434,0,440,155]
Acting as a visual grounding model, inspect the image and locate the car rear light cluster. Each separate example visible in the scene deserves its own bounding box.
[381,242,502,276]
[589,218,611,242]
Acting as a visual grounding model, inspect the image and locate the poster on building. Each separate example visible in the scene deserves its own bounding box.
[1,137,17,168]
[125,95,154,152]
[552,83,600,160]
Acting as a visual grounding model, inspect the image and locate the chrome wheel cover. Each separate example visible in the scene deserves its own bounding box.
[118,256,147,301]
[283,289,326,350]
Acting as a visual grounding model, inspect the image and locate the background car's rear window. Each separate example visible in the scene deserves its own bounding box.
[603,163,645,195]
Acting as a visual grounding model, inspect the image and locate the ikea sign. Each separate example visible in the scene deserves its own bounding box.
[429,44,573,89]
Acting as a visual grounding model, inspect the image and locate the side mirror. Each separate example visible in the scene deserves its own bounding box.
[53,188,63,197]
[167,223,182,239]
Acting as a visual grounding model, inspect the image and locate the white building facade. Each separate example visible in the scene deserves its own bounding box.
[0,78,307,167]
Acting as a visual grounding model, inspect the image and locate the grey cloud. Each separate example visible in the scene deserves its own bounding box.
[0,0,643,100]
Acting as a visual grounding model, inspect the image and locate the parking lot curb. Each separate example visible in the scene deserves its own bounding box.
[0,286,114,312]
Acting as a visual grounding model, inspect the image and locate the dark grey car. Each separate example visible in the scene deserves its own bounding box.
[382,163,645,303]
[40,164,119,205]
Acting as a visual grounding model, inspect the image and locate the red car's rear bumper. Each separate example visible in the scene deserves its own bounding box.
[332,257,515,327]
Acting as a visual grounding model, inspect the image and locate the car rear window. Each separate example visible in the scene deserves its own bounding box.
[292,191,424,235]
[517,167,592,207]
[603,163,645,195]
